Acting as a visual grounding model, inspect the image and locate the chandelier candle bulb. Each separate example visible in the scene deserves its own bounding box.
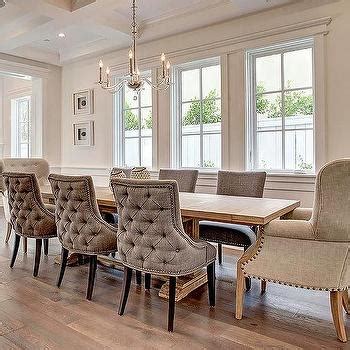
[106,67,110,86]
[99,60,103,83]
[129,49,133,75]
[161,53,166,78]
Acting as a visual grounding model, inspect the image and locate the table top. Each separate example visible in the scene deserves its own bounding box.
[41,185,300,226]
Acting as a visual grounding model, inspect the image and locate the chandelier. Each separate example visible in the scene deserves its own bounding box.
[97,0,171,94]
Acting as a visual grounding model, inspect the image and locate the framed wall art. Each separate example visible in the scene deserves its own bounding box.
[72,89,94,115]
[73,121,94,146]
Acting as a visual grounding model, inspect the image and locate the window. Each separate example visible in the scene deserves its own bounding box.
[11,96,31,158]
[173,58,222,169]
[115,73,153,167]
[247,39,314,173]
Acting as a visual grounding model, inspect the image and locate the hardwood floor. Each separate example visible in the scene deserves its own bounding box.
[0,210,348,349]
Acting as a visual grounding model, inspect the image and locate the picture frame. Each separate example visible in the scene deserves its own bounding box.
[73,121,94,146]
[72,89,94,115]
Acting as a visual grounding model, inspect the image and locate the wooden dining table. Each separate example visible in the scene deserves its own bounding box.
[41,185,300,301]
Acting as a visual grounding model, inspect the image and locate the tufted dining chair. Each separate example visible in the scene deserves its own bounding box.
[1,158,50,255]
[110,178,216,332]
[3,172,57,277]
[199,171,266,290]
[235,159,350,342]
[158,169,199,193]
[48,174,118,300]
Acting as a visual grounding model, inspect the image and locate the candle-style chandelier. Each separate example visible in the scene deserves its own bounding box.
[97,0,171,94]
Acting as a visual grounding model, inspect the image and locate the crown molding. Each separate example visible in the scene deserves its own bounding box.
[109,16,331,74]
[0,58,50,79]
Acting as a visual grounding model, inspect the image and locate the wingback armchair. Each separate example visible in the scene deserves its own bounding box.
[235,159,350,342]
[0,158,50,254]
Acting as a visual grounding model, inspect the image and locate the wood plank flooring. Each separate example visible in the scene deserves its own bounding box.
[0,210,348,349]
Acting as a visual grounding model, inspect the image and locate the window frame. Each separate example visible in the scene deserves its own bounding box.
[246,38,315,174]
[172,57,222,170]
[11,95,31,158]
[114,71,153,168]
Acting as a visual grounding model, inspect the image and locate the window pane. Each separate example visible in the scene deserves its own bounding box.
[19,100,29,122]
[124,109,139,133]
[182,102,200,134]
[284,89,313,129]
[125,138,139,166]
[285,129,314,171]
[182,69,200,102]
[124,86,139,109]
[257,92,282,131]
[141,82,152,107]
[141,137,152,167]
[256,54,281,92]
[20,143,29,158]
[203,134,221,168]
[203,100,221,133]
[284,48,313,89]
[141,108,152,136]
[257,131,282,169]
[202,65,221,98]
[181,135,200,167]
[20,123,29,143]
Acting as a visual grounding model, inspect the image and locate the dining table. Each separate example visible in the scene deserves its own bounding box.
[41,185,300,301]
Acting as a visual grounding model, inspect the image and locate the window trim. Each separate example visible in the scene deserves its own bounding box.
[172,57,222,169]
[246,38,316,174]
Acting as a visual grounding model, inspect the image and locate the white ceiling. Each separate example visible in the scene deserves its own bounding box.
[0,0,298,65]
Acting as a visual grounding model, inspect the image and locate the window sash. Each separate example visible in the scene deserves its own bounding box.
[247,39,315,173]
[173,57,222,169]
[14,96,31,158]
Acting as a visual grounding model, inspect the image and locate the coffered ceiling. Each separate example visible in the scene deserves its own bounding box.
[0,0,298,65]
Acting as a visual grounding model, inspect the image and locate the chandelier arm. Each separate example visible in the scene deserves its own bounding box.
[144,77,170,91]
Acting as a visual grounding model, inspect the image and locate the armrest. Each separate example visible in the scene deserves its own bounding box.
[281,208,313,221]
[264,219,315,240]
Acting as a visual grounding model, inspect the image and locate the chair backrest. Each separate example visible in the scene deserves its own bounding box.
[158,169,199,193]
[111,167,132,178]
[2,158,50,186]
[3,172,55,237]
[49,174,116,252]
[217,171,266,198]
[0,159,4,193]
[311,159,350,242]
[110,178,207,275]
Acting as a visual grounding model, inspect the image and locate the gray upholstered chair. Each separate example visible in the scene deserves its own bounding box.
[235,159,350,343]
[110,178,216,332]
[158,169,199,193]
[111,167,133,179]
[48,174,118,300]
[0,158,50,255]
[199,171,266,290]
[3,172,57,277]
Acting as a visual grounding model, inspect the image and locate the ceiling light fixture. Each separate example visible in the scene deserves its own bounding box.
[97,0,171,94]
[58,33,66,38]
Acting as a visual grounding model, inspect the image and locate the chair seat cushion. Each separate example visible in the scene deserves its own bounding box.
[199,221,256,248]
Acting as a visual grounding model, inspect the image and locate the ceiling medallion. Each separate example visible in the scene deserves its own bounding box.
[97,0,171,94]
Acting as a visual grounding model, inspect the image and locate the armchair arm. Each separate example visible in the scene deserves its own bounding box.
[264,219,315,240]
[281,208,313,221]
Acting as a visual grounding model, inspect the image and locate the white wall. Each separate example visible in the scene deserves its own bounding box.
[60,0,350,206]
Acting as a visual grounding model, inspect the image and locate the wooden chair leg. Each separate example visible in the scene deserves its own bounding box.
[145,273,151,290]
[235,266,245,320]
[57,247,69,287]
[168,276,177,332]
[10,234,20,268]
[43,239,49,256]
[118,267,133,315]
[342,290,349,314]
[23,237,27,254]
[207,262,215,307]
[261,280,267,294]
[5,222,12,243]
[330,291,347,342]
[86,256,97,300]
[136,270,142,285]
[33,239,42,277]
[217,243,222,265]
